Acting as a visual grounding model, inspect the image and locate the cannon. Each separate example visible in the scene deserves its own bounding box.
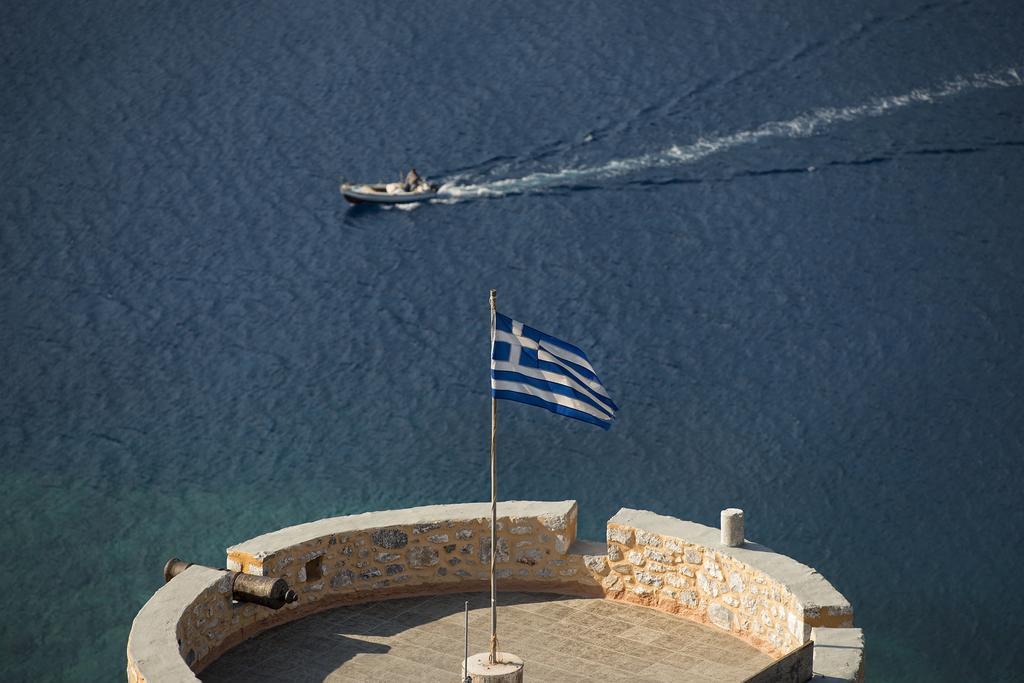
[163,558,299,610]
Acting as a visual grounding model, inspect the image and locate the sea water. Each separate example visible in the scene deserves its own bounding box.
[2,2,1023,680]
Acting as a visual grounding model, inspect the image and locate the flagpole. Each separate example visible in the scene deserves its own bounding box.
[488,288,498,665]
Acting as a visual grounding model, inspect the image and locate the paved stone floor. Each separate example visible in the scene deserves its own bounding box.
[201,592,772,682]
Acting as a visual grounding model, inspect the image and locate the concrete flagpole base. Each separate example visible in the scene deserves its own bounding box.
[463,652,525,682]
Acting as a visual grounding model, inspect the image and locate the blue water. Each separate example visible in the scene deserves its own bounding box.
[2,2,1023,680]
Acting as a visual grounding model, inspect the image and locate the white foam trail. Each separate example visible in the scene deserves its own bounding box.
[441,67,1023,199]
[377,202,424,211]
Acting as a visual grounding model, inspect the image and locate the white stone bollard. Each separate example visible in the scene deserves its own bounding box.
[721,508,744,547]
[464,652,524,683]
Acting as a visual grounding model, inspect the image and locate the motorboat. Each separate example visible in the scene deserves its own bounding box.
[340,182,440,204]
[340,169,443,205]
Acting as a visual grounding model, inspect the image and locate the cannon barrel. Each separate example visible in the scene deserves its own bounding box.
[163,557,298,610]
[163,558,194,583]
[232,572,299,609]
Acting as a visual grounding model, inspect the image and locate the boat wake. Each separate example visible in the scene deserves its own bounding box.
[438,67,1023,200]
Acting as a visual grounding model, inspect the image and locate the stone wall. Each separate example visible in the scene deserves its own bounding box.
[127,501,604,682]
[600,508,853,656]
[224,500,598,607]
[126,564,231,683]
[126,501,863,682]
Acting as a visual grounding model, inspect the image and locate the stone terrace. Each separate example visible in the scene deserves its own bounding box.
[201,591,772,682]
[128,502,863,682]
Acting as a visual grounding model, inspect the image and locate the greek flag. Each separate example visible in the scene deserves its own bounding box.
[491,313,617,429]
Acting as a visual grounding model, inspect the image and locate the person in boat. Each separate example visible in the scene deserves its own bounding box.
[403,168,423,192]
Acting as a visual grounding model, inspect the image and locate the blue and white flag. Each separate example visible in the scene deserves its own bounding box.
[491,312,618,429]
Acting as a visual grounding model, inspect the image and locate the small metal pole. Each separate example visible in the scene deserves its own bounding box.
[464,600,471,683]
